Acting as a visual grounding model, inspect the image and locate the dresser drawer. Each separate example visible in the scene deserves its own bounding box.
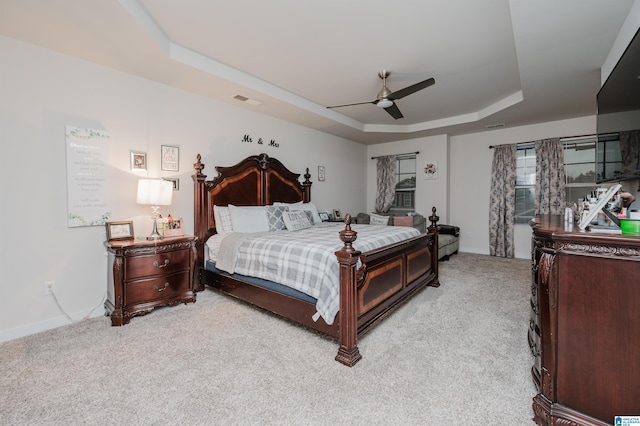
[125,270,190,305]
[125,249,189,280]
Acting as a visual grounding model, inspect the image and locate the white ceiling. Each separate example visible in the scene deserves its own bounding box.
[0,0,635,144]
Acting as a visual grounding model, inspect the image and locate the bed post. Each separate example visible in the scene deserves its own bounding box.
[334,214,363,367]
[428,206,440,284]
[192,154,207,292]
[302,168,312,203]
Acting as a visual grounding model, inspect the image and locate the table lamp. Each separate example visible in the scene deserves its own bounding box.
[136,179,173,240]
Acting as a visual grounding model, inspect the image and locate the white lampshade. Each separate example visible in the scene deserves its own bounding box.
[136,179,173,206]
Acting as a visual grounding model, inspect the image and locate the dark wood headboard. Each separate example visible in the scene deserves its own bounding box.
[192,153,312,286]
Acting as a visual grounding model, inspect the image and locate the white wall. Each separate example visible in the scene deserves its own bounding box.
[366,135,449,223]
[0,36,366,342]
[449,117,599,259]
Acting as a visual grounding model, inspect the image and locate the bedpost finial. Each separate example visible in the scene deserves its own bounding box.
[338,213,358,252]
[194,154,205,175]
[429,206,439,228]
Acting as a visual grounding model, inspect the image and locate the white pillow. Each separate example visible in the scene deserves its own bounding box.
[214,206,233,234]
[277,202,322,224]
[228,205,269,233]
[282,210,313,231]
[370,213,390,226]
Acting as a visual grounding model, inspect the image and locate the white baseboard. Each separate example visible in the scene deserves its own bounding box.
[0,308,105,344]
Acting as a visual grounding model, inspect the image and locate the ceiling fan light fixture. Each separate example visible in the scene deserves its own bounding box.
[377,99,393,108]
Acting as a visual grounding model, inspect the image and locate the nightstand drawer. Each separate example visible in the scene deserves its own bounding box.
[125,270,190,304]
[125,249,189,280]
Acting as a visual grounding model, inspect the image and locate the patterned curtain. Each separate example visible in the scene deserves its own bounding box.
[375,155,397,213]
[619,130,640,175]
[534,138,565,215]
[489,144,516,258]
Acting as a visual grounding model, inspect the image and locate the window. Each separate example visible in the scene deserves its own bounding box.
[563,138,598,208]
[389,156,416,215]
[595,134,622,182]
[515,145,536,224]
[514,138,599,224]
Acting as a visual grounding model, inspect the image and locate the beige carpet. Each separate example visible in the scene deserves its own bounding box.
[0,253,536,425]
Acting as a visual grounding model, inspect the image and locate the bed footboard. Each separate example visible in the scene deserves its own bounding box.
[335,209,439,366]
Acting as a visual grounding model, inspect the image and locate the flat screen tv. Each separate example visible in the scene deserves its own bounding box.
[596,27,640,184]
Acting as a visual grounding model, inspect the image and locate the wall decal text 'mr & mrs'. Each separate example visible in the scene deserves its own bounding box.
[241,134,279,148]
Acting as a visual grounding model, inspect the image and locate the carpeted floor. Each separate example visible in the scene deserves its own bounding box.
[0,253,536,425]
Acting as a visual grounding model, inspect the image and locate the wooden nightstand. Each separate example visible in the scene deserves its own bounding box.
[104,235,197,326]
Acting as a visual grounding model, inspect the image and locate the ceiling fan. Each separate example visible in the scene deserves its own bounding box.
[327,70,435,119]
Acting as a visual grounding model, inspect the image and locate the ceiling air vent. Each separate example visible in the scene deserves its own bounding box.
[232,94,262,106]
[486,123,506,129]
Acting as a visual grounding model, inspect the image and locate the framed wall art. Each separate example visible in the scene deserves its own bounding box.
[66,125,110,227]
[161,145,179,171]
[162,177,179,191]
[318,166,325,182]
[424,161,438,180]
[130,151,147,171]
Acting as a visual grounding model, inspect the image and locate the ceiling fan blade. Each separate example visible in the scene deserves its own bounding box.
[327,100,375,109]
[384,102,404,119]
[388,77,435,101]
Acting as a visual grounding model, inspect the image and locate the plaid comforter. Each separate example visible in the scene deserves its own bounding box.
[215,223,421,325]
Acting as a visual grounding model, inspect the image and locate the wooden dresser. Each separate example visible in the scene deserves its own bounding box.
[529,215,640,425]
[105,236,197,326]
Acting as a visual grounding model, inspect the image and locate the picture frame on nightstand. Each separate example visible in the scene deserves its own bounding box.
[106,221,134,241]
[159,217,184,237]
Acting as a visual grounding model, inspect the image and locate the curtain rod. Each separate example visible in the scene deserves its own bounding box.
[371,151,419,159]
[488,132,620,149]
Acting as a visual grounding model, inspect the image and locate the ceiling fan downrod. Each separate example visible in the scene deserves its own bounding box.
[376,70,393,108]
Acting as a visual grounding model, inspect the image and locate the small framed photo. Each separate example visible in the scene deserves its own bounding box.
[319,211,330,222]
[159,216,184,237]
[106,221,134,241]
[162,177,179,191]
[161,145,179,171]
[318,166,325,182]
[130,151,147,171]
[333,209,342,220]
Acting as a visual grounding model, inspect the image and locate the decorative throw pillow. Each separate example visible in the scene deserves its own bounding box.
[282,210,313,231]
[228,205,270,233]
[304,210,315,224]
[438,225,460,236]
[369,213,390,226]
[214,206,233,234]
[277,201,322,224]
[265,205,289,231]
[393,215,414,227]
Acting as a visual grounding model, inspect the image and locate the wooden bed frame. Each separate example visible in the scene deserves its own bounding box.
[192,153,440,366]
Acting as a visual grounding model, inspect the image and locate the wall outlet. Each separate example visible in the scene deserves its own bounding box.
[44,281,55,295]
